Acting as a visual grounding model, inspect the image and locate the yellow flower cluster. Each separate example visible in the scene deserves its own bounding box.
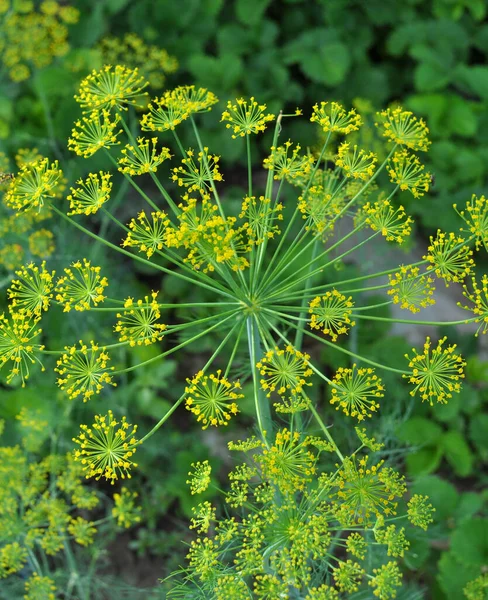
[310,101,362,134]
[335,142,377,180]
[377,107,431,152]
[0,1,79,82]
[221,97,275,139]
[171,148,222,194]
[185,370,243,429]
[460,274,488,335]
[454,193,488,251]
[28,229,55,258]
[7,261,55,316]
[5,158,64,212]
[118,137,171,176]
[309,290,355,342]
[362,198,413,244]
[114,292,167,346]
[330,365,384,421]
[68,110,122,158]
[239,195,283,246]
[257,345,312,398]
[55,340,115,401]
[387,265,436,313]
[263,140,315,182]
[387,150,431,198]
[67,171,112,216]
[123,209,171,258]
[55,258,108,311]
[73,410,138,483]
[424,230,475,285]
[404,336,466,404]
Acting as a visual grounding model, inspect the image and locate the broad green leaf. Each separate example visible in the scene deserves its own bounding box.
[406,446,444,476]
[454,493,484,524]
[456,65,488,100]
[412,475,459,521]
[438,552,481,600]
[450,519,488,566]
[414,62,450,92]
[397,417,443,446]
[442,430,474,477]
[236,0,272,26]
[469,414,488,455]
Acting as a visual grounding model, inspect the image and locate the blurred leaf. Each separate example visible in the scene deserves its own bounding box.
[397,416,443,446]
[442,429,474,476]
[235,0,272,26]
[438,551,481,600]
[414,62,450,92]
[469,414,488,456]
[450,519,488,566]
[406,445,444,476]
[412,475,459,521]
[454,493,484,524]
[456,65,488,100]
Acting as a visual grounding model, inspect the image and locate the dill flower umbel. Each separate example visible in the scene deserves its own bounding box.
[186,460,212,495]
[73,410,139,483]
[114,292,167,346]
[171,147,222,194]
[28,229,55,258]
[376,107,431,152]
[369,561,402,600]
[387,265,436,313]
[407,495,435,530]
[335,143,377,180]
[0,244,24,270]
[239,195,283,246]
[263,140,315,182]
[112,487,142,528]
[256,345,313,398]
[361,198,413,244]
[75,65,149,113]
[7,261,55,316]
[454,193,488,251]
[330,365,384,421]
[309,290,355,342]
[55,340,115,401]
[0,542,28,578]
[68,110,121,158]
[424,230,474,285]
[67,171,112,215]
[170,85,218,114]
[5,158,63,212]
[24,572,57,600]
[387,150,431,198]
[310,101,362,134]
[122,209,171,258]
[459,274,488,335]
[140,95,190,132]
[221,97,275,138]
[55,258,108,311]
[67,516,97,546]
[403,336,466,404]
[185,370,243,429]
[333,560,365,593]
[0,311,44,386]
[118,137,171,176]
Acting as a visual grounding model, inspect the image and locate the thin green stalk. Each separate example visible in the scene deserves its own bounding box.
[172,129,186,157]
[63,539,89,600]
[49,204,235,299]
[149,171,179,215]
[139,319,241,443]
[247,316,272,445]
[295,238,319,350]
[224,319,246,377]
[352,313,478,326]
[246,135,252,197]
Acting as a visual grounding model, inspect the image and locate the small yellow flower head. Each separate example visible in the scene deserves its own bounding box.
[186,537,219,580]
[68,110,122,158]
[55,340,116,402]
[377,107,431,152]
[114,291,166,346]
[185,369,243,429]
[0,244,24,270]
[72,410,138,483]
[362,198,413,244]
[118,137,171,176]
[374,524,410,557]
[186,460,212,495]
[122,209,172,258]
[305,584,340,600]
[335,142,377,180]
[310,101,362,135]
[355,427,384,452]
[75,65,149,113]
[424,230,474,286]
[112,487,142,528]
[140,95,189,132]
[333,455,407,524]
[68,516,97,546]
[387,150,431,198]
[309,290,355,342]
[256,344,313,398]
[263,140,315,182]
[15,147,43,168]
[460,274,488,335]
[254,574,288,597]
[346,532,368,560]
[0,311,44,386]
[55,258,108,312]
[5,158,63,212]
[24,572,56,600]
[257,428,316,493]
[332,559,365,593]
[454,193,488,252]
[171,147,222,194]
[0,541,28,578]
[214,575,250,599]
[170,85,218,114]
[403,336,466,405]
[67,171,112,216]
[387,265,435,313]
[7,261,55,316]
[407,495,435,530]
[190,500,216,534]
[369,561,402,600]
[28,229,55,258]
[221,97,275,139]
[464,573,488,600]
[298,184,344,237]
[239,195,283,246]
[330,364,384,421]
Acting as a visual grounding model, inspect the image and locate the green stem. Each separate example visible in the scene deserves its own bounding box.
[352,313,478,326]
[172,129,186,157]
[246,135,252,197]
[295,239,319,350]
[247,315,272,445]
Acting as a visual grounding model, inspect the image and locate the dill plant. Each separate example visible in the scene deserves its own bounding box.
[1,64,488,597]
